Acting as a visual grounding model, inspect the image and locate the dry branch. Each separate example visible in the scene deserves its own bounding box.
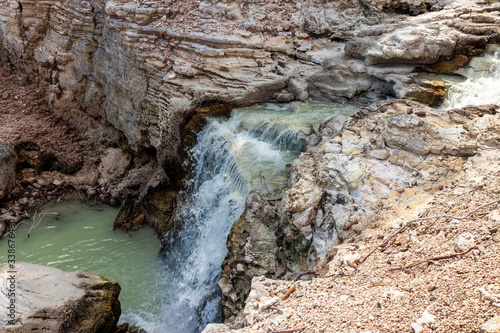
[294,270,317,282]
[343,219,359,231]
[388,246,478,272]
[282,285,296,300]
[358,199,499,266]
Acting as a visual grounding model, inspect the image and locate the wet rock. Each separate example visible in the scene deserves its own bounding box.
[219,192,279,324]
[480,317,500,333]
[404,79,446,106]
[0,141,17,200]
[0,262,121,332]
[279,100,494,269]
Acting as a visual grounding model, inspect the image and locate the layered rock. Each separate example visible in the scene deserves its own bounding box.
[280,100,498,271]
[0,262,121,332]
[1,0,499,199]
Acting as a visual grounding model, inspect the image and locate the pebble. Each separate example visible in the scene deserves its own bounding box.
[261,297,279,310]
[455,232,475,252]
[2,91,9,99]
[480,316,500,333]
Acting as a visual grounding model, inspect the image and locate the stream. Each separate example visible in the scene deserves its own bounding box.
[1,45,498,333]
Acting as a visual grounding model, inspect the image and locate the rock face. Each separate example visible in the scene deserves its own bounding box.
[0,0,499,191]
[279,100,497,270]
[0,262,121,333]
[219,192,279,324]
[0,141,17,200]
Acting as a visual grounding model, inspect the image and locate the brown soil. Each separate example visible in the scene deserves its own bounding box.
[0,64,87,217]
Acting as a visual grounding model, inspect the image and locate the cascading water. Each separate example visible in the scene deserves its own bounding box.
[149,101,359,333]
[443,44,500,108]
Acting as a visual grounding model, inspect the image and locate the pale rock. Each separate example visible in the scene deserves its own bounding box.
[369,149,390,160]
[261,297,279,310]
[416,309,436,326]
[411,323,425,333]
[480,317,500,333]
[201,324,231,333]
[342,253,361,268]
[455,232,475,253]
[478,285,500,307]
[0,262,120,331]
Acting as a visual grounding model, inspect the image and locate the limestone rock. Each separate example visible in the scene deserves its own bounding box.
[0,141,17,200]
[98,148,131,188]
[455,232,475,252]
[480,317,500,333]
[201,323,232,333]
[342,252,361,268]
[478,285,500,307]
[219,192,279,323]
[0,262,121,332]
[280,100,496,269]
[0,0,498,195]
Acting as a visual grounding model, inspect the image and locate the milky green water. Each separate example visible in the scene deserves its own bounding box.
[0,200,166,326]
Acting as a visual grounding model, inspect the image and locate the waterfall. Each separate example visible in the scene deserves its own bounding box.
[443,44,500,108]
[145,102,358,333]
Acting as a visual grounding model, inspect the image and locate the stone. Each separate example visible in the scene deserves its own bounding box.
[369,149,390,160]
[455,232,475,253]
[478,285,500,307]
[219,192,279,322]
[261,297,279,310]
[480,317,500,333]
[411,323,425,333]
[201,324,231,333]
[98,148,131,188]
[2,92,9,99]
[342,253,361,268]
[0,262,121,332]
[0,141,17,200]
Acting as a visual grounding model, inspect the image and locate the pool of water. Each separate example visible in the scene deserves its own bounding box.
[0,200,166,327]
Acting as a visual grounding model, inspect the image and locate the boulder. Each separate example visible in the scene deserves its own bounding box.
[0,141,17,200]
[0,262,121,332]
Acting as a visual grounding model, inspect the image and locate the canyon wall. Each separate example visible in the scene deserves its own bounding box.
[2,0,499,197]
[2,0,500,327]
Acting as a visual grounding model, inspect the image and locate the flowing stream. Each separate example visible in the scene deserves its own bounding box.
[0,101,359,332]
[152,101,359,332]
[442,44,500,108]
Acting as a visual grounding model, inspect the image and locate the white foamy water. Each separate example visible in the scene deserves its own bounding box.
[143,102,358,333]
[443,44,500,109]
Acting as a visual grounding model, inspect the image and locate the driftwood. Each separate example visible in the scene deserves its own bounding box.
[388,246,478,272]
